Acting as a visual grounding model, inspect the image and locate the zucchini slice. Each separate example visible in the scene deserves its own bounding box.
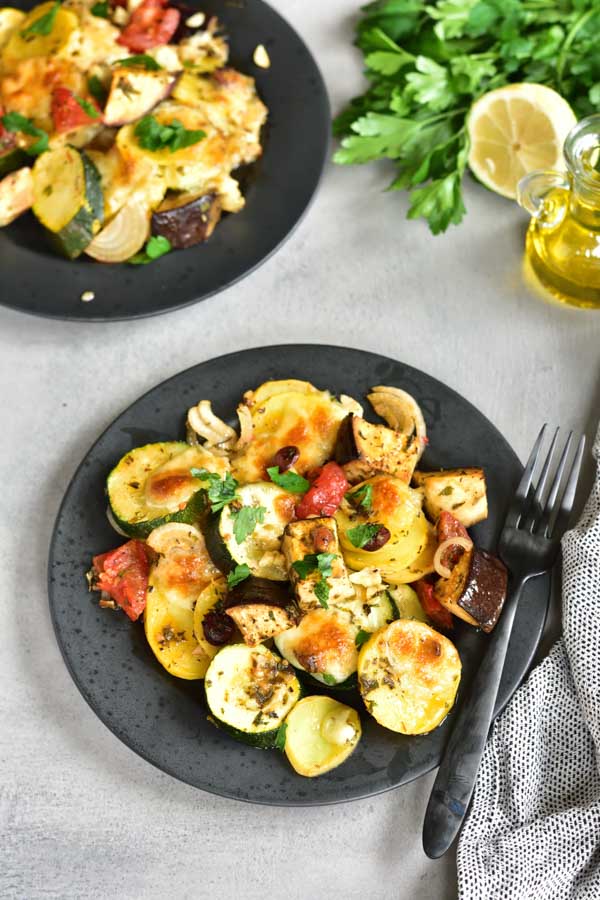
[274,607,359,687]
[336,584,398,632]
[358,620,461,735]
[32,146,104,258]
[144,523,221,680]
[204,481,296,580]
[387,584,429,623]
[204,644,301,748]
[283,696,362,777]
[107,442,229,538]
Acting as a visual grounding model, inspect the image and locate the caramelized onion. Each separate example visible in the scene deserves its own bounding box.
[85,201,150,263]
[433,536,473,578]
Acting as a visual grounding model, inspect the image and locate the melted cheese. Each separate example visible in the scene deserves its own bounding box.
[275,608,359,684]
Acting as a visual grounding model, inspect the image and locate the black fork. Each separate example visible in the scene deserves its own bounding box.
[422,425,586,859]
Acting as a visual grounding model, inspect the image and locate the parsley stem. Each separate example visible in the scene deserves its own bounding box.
[556,8,597,93]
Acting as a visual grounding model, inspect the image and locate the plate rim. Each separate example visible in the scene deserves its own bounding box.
[0,0,331,323]
[47,343,550,805]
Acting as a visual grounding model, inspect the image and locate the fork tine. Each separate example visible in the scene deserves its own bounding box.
[504,423,547,528]
[547,433,586,538]
[527,426,560,529]
[542,430,573,520]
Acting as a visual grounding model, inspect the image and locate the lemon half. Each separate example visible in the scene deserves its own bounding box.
[467,83,577,200]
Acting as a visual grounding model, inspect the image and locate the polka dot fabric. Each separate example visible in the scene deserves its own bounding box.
[457,427,600,899]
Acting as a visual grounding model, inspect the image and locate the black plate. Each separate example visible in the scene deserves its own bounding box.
[48,346,550,805]
[0,1,329,321]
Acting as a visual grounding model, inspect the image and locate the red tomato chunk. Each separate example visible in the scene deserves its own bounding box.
[415,579,454,631]
[51,88,100,133]
[92,540,150,622]
[295,461,349,518]
[117,0,180,52]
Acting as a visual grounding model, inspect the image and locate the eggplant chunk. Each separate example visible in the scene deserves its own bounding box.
[412,467,488,527]
[335,414,420,484]
[282,517,354,612]
[0,167,33,226]
[151,192,222,248]
[103,68,179,126]
[434,547,507,632]
[226,604,296,647]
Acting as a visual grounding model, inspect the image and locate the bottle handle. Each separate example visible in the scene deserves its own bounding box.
[517,170,570,229]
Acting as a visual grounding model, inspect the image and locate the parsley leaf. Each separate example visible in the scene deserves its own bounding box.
[128,235,172,265]
[227,564,251,588]
[346,523,383,549]
[90,0,110,18]
[355,629,371,648]
[275,721,287,751]
[231,505,266,544]
[321,674,337,686]
[190,468,239,512]
[346,483,373,512]
[0,112,48,156]
[87,75,108,106]
[21,0,60,38]
[291,552,336,609]
[117,54,162,71]
[314,578,330,609]
[334,0,600,234]
[266,466,310,494]
[134,114,205,153]
[74,95,99,119]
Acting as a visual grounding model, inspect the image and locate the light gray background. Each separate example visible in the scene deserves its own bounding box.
[2,1,599,898]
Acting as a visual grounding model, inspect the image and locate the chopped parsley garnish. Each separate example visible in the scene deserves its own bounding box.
[0,112,48,156]
[128,235,172,265]
[227,563,251,588]
[190,468,239,512]
[292,552,336,609]
[439,485,454,496]
[117,54,162,71]
[90,0,109,18]
[87,75,108,106]
[346,523,384,549]
[231,505,266,544]
[355,629,371,648]
[134,114,206,153]
[21,0,60,38]
[266,466,310,494]
[346,483,373,512]
[74,95,99,119]
[275,721,287,751]
[321,674,337,686]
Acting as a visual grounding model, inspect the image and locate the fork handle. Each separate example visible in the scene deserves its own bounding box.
[422,576,527,859]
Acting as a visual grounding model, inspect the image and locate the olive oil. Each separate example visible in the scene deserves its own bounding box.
[518,115,600,309]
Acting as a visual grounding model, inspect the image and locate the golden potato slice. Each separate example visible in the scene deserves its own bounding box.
[358,619,461,734]
[2,3,78,69]
[284,696,362,777]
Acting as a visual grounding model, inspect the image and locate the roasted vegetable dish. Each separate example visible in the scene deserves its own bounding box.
[88,378,508,777]
[0,1,267,261]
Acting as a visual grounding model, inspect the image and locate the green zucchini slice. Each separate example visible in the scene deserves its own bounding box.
[336,585,398,631]
[274,607,359,688]
[204,644,301,749]
[283,696,362,777]
[31,145,104,258]
[107,441,229,538]
[387,584,429,623]
[204,481,295,580]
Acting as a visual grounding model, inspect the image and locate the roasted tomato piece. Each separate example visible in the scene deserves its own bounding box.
[416,579,454,631]
[117,0,180,51]
[295,461,349,519]
[92,540,151,622]
[437,510,471,570]
[51,88,101,133]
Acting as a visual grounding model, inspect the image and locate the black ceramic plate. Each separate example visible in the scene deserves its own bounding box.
[49,346,550,805]
[0,1,329,321]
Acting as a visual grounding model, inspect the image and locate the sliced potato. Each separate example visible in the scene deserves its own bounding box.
[335,475,430,581]
[144,523,221,680]
[274,607,359,686]
[0,8,25,47]
[284,696,362,777]
[358,619,461,734]
[412,468,488,527]
[2,3,78,68]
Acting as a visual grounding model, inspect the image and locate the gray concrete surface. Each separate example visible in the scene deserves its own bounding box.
[2,1,600,898]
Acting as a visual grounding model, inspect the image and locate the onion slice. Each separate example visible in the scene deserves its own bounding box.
[106,504,130,538]
[85,201,150,262]
[433,536,473,579]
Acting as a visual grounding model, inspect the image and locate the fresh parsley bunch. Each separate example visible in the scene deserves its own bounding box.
[334,0,600,233]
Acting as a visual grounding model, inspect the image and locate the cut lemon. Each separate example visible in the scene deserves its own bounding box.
[467,84,577,200]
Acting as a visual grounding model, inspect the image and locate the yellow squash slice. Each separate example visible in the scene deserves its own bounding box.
[283,696,362,777]
[2,2,78,68]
